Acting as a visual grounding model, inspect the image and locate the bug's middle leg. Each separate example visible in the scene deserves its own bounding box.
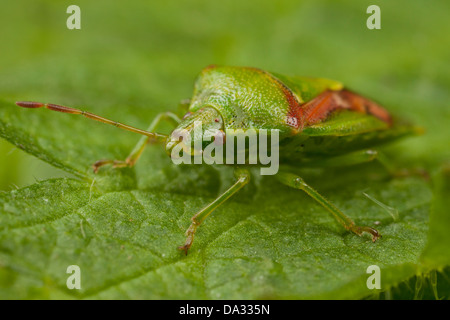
[179,168,251,255]
[92,111,181,172]
[276,171,381,241]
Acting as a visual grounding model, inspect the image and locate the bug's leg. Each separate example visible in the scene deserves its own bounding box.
[304,149,379,168]
[179,168,251,255]
[15,101,170,171]
[177,98,191,114]
[375,152,429,180]
[307,149,429,180]
[92,111,181,173]
[276,171,381,242]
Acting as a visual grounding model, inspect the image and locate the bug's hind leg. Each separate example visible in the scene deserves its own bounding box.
[276,171,381,242]
[92,111,181,173]
[179,168,251,255]
[305,149,429,180]
[375,152,430,180]
[304,149,379,168]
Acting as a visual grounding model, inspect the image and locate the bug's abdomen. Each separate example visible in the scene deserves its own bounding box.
[279,111,415,164]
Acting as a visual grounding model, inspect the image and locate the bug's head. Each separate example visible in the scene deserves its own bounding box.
[165,106,225,159]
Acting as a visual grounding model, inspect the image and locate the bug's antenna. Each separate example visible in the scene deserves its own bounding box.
[15,101,168,142]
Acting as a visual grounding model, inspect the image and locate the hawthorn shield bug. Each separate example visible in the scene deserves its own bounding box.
[16,66,419,254]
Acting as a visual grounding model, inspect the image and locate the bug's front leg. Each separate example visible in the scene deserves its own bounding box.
[276,171,381,242]
[92,111,181,173]
[179,168,251,255]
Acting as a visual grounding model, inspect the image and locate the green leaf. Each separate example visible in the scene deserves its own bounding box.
[420,165,450,269]
[0,97,435,299]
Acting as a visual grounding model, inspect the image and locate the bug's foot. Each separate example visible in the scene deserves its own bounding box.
[178,236,193,255]
[178,244,191,256]
[178,224,196,255]
[351,225,381,242]
[92,159,133,173]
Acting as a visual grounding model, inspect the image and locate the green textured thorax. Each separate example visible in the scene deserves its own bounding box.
[188,66,342,136]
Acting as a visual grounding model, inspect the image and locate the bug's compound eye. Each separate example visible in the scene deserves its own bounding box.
[171,129,189,143]
[165,128,191,156]
[182,112,193,120]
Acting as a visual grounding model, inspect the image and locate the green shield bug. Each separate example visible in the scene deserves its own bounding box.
[15,65,420,254]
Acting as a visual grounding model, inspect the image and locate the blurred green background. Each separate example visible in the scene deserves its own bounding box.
[0,0,449,190]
